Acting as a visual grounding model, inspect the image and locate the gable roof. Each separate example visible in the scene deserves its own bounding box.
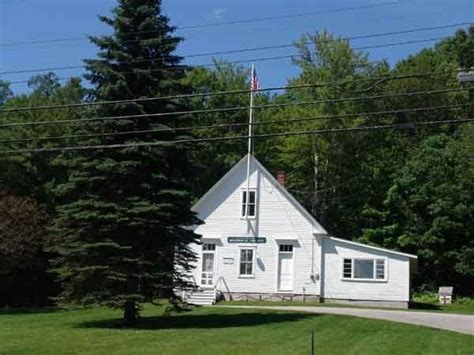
[327,236,418,259]
[192,154,327,234]
[193,154,417,260]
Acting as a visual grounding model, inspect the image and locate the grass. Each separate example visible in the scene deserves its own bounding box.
[219,296,474,314]
[0,305,473,354]
[411,293,474,314]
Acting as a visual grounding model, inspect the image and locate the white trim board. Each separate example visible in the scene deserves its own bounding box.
[326,236,417,259]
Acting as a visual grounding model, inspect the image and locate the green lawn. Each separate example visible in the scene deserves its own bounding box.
[1,305,472,354]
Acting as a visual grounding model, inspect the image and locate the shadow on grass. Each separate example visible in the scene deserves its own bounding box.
[77,312,316,330]
[0,307,62,315]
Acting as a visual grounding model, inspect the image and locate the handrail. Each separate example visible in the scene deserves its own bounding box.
[180,274,199,301]
[190,274,198,288]
[215,276,232,300]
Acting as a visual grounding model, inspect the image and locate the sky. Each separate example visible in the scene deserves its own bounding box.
[0,0,472,94]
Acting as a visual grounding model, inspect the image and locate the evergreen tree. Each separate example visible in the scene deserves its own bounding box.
[51,0,200,324]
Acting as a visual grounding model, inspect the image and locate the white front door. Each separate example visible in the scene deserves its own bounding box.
[278,250,294,291]
[201,252,215,286]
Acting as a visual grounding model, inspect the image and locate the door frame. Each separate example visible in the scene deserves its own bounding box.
[276,244,295,292]
[200,247,216,287]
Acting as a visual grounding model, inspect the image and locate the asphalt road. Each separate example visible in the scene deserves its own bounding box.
[217,305,474,335]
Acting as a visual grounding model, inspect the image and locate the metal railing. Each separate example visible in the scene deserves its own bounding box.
[215,276,231,301]
[180,274,198,301]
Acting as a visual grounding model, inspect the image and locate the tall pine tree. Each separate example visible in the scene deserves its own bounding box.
[52,0,200,324]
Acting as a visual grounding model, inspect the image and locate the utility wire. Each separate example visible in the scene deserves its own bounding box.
[0,117,471,155]
[2,22,468,56]
[0,103,470,145]
[0,1,407,47]
[0,88,467,129]
[0,35,454,76]
[0,71,456,114]
[8,77,71,85]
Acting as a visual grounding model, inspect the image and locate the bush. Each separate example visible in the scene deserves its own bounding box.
[412,292,439,304]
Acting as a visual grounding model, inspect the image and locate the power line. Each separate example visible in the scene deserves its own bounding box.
[0,71,451,113]
[0,35,455,76]
[167,1,406,30]
[7,77,71,85]
[0,1,407,47]
[0,103,470,145]
[0,117,471,155]
[2,21,468,55]
[344,22,471,41]
[0,88,467,129]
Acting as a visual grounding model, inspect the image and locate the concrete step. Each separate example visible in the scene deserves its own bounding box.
[188,299,215,306]
[188,297,214,302]
[188,296,214,301]
[188,296,214,302]
[189,292,214,296]
[188,294,215,300]
[186,288,216,306]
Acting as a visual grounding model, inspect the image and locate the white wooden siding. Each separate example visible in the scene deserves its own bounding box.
[321,238,410,302]
[187,155,414,304]
[191,157,323,295]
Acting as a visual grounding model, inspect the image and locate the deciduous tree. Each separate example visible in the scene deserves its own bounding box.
[0,192,52,306]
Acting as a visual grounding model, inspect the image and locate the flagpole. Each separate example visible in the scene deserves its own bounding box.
[245,64,255,232]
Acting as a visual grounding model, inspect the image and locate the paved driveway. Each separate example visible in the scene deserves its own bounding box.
[216,305,474,335]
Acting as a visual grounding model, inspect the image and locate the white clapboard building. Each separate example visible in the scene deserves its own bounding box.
[182,154,417,308]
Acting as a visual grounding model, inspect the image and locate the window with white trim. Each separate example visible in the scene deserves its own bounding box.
[342,258,386,280]
[343,258,352,278]
[239,249,254,276]
[241,190,256,217]
[375,259,385,279]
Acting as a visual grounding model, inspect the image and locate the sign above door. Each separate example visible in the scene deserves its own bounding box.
[227,236,267,244]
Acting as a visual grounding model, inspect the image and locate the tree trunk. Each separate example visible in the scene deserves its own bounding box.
[123,301,137,325]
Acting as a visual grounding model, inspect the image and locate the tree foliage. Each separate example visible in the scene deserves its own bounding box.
[184,61,272,197]
[362,126,474,292]
[0,74,85,206]
[50,0,200,323]
[0,192,53,306]
[0,14,472,310]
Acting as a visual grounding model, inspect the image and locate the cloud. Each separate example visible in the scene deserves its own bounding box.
[212,8,226,20]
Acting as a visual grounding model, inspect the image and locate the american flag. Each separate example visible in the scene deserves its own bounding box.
[251,66,259,92]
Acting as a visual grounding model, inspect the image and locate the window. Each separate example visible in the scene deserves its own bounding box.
[376,259,385,279]
[279,244,293,252]
[354,259,374,279]
[342,258,386,281]
[202,243,216,251]
[239,249,254,276]
[241,190,256,217]
[343,259,352,278]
